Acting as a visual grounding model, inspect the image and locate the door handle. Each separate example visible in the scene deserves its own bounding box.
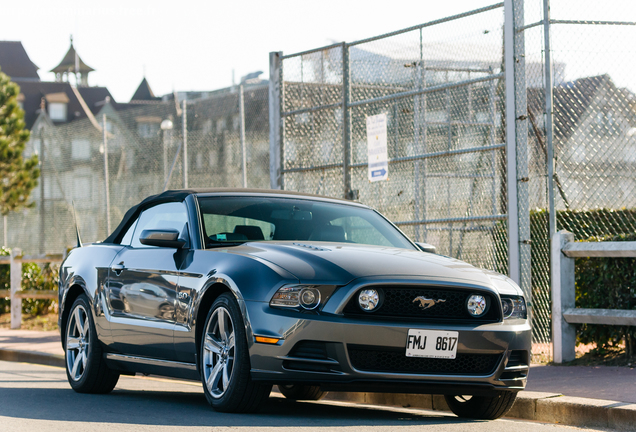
[111,262,125,276]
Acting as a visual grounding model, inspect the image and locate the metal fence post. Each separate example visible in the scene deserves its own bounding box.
[514,0,531,301]
[504,0,520,285]
[543,0,556,239]
[269,51,283,190]
[102,114,111,235]
[551,230,576,363]
[182,100,188,189]
[342,43,353,200]
[505,0,530,298]
[10,248,22,329]
[239,84,247,188]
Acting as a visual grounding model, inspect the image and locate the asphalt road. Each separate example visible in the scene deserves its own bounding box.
[0,360,608,432]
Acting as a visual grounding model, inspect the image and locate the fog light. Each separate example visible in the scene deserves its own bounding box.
[466,294,488,317]
[358,289,380,312]
[299,288,320,310]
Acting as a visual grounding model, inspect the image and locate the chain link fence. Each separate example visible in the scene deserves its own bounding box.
[273,0,636,362]
[3,1,635,362]
[277,5,509,274]
[522,0,636,361]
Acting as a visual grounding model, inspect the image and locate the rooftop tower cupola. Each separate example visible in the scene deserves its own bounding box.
[50,36,94,86]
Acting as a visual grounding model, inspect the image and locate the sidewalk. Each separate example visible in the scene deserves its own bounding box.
[1,328,634,430]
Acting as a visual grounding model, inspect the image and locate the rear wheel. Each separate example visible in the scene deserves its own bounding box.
[444,392,517,420]
[200,293,271,412]
[278,384,326,401]
[65,294,119,393]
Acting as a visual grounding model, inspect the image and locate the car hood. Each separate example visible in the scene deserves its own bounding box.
[228,241,498,288]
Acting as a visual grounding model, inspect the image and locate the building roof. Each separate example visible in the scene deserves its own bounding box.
[131,77,160,101]
[528,74,611,143]
[12,79,114,128]
[50,41,94,74]
[0,41,39,80]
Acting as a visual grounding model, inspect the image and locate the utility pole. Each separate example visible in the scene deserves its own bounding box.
[239,84,247,188]
[39,126,45,253]
[182,101,188,188]
[103,114,111,235]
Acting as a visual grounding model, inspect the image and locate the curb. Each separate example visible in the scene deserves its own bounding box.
[2,349,634,430]
[0,348,65,368]
[324,390,636,431]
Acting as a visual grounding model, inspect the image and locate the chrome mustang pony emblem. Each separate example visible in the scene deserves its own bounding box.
[413,296,446,310]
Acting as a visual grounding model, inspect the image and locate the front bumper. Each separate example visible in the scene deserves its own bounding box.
[244,300,531,395]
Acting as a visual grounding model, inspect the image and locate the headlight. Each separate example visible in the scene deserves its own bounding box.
[500,295,527,319]
[270,285,334,311]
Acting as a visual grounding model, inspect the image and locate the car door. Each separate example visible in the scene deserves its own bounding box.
[105,201,189,361]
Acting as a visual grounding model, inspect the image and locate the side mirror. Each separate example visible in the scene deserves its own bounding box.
[139,229,186,249]
[415,242,437,254]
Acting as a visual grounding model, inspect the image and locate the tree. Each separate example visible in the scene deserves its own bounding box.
[0,68,39,215]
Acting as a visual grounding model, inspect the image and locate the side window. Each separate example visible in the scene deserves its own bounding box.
[131,202,189,248]
[119,219,138,246]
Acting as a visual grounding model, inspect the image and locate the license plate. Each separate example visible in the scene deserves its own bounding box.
[405,329,459,359]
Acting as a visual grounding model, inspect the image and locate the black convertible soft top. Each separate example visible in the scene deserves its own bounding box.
[103,188,357,244]
[103,189,193,244]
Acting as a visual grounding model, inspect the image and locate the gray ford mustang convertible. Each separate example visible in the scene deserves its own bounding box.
[58,189,530,418]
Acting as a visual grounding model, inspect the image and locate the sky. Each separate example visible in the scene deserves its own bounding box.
[1,0,635,102]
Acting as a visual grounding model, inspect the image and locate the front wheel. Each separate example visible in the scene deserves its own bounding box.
[65,294,119,393]
[444,392,517,420]
[200,293,271,412]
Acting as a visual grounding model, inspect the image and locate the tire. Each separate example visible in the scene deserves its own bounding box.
[278,384,327,401]
[65,294,119,394]
[444,391,517,420]
[200,293,272,412]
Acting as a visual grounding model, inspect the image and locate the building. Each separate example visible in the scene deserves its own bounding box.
[527,74,636,210]
[0,40,115,129]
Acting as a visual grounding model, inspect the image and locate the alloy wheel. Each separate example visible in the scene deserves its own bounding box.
[66,304,90,381]
[203,306,235,398]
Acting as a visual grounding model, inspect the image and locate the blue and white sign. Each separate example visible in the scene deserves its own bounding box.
[367,113,388,182]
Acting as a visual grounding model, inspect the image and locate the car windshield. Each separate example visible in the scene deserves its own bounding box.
[197,196,416,250]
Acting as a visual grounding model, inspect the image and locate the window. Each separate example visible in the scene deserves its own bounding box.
[202,213,275,242]
[216,118,227,132]
[131,202,189,248]
[49,103,67,121]
[138,122,159,138]
[71,139,91,160]
[120,219,138,245]
[197,196,415,249]
[203,119,212,135]
[72,177,92,209]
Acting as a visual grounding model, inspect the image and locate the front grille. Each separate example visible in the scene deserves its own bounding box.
[348,345,501,376]
[343,286,500,322]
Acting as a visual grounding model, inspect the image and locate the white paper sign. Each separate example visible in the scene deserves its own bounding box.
[367,113,388,182]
